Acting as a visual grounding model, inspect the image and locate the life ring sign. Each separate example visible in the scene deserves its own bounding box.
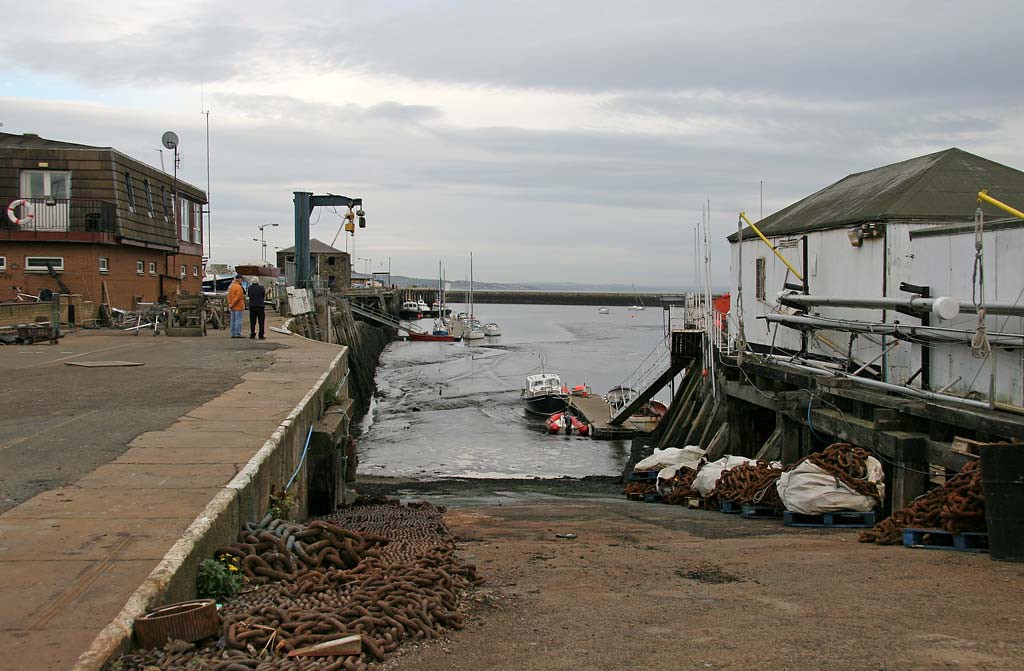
[7,199,35,225]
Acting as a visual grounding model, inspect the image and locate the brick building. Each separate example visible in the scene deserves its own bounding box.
[0,132,207,312]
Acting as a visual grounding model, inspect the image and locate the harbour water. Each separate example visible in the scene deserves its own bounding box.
[356,303,673,479]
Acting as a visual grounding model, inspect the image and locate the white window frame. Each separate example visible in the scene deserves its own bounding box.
[99,257,110,273]
[20,170,72,200]
[192,265,199,278]
[137,260,145,275]
[25,256,65,272]
[125,172,136,211]
[180,264,186,278]
[143,179,155,217]
[0,256,6,272]
[149,261,157,276]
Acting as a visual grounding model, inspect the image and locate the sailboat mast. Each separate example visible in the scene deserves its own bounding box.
[470,252,474,318]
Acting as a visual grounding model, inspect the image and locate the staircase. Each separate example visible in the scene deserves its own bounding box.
[347,301,425,334]
[608,337,683,426]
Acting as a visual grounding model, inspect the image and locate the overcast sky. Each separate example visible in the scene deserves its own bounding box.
[2,1,1022,288]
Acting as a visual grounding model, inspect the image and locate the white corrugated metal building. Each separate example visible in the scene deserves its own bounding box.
[728,148,1024,407]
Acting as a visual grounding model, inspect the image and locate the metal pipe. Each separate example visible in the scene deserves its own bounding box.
[978,190,1024,220]
[780,293,1024,318]
[765,356,994,410]
[763,312,1024,346]
[851,340,901,376]
[739,211,804,281]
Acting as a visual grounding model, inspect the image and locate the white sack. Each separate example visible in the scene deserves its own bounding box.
[693,456,755,497]
[776,457,885,514]
[635,446,706,473]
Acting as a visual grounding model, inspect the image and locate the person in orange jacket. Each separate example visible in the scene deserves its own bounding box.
[227,273,246,338]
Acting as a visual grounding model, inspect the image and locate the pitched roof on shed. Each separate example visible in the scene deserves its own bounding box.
[728,148,1024,242]
[276,238,346,255]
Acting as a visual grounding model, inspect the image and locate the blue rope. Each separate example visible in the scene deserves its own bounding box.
[285,426,315,492]
[283,370,351,493]
[807,396,828,442]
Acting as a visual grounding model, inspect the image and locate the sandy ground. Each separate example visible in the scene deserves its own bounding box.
[360,479,1024,671]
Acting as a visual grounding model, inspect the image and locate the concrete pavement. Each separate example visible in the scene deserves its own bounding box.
[0,320,345,670]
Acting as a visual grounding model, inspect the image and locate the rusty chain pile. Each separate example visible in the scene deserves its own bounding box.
[664,468,698,505]
[108,502,482,671]
[859,460,985,545]
[789,443,882,503]
[624,481,656,496]
[710,461,783,508]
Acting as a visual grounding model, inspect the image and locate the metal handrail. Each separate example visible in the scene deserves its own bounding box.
[3,198,116,234]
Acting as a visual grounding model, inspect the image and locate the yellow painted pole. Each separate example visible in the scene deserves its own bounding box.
[738,211,804,282]
[978,190,1024,220]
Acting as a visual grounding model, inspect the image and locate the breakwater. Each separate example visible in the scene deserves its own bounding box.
[433,290,664,307]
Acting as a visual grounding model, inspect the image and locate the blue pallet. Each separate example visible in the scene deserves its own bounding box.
[783,510,877,528]
[643,493,667,504]
[902,528,989,553]
[629,470,659,482]
[742,504,782,519]
[719,500,743,514]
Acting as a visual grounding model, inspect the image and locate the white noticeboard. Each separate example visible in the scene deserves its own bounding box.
[286,287,312,315]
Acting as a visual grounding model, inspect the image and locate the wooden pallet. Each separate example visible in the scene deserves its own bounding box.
[902,528,989,553]
[719,500,743,514]
[741,504,782,519]
[783,510,877,528]
[685,497,704,509]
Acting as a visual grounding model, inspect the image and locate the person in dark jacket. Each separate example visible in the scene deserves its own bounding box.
[247,278,267,339]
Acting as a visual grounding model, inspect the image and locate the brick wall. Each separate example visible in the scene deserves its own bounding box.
[167,252,204,297]
[0,241,167,309]
[0,294,95,327]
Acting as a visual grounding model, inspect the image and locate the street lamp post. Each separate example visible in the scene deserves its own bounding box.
[256,223,279,264]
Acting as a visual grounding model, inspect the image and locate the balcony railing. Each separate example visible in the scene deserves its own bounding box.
[2,198,116,235]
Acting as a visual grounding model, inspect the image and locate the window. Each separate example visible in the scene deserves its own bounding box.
[20,170,71,199]
[99,257,109,273]
[125,172,136,210]
[192,265,199,278]
[178,197,189,240]
[0,256,6,272]
[149,261,157,275]
[180,264,186,278]
[328,256,336,266]
[192,202,202,243]
[755,257,766,301]
[137,260,145,274]
[160,186,170,220]
[143,180,154,216]
[25,256,64,272]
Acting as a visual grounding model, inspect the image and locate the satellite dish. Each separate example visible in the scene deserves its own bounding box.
[161,131,179,150]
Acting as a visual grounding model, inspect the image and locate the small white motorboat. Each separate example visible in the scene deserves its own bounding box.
[598,307,610,314]
[483,322,501,337]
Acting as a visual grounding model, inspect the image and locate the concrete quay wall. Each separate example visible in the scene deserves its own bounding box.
[71,338,346,670]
